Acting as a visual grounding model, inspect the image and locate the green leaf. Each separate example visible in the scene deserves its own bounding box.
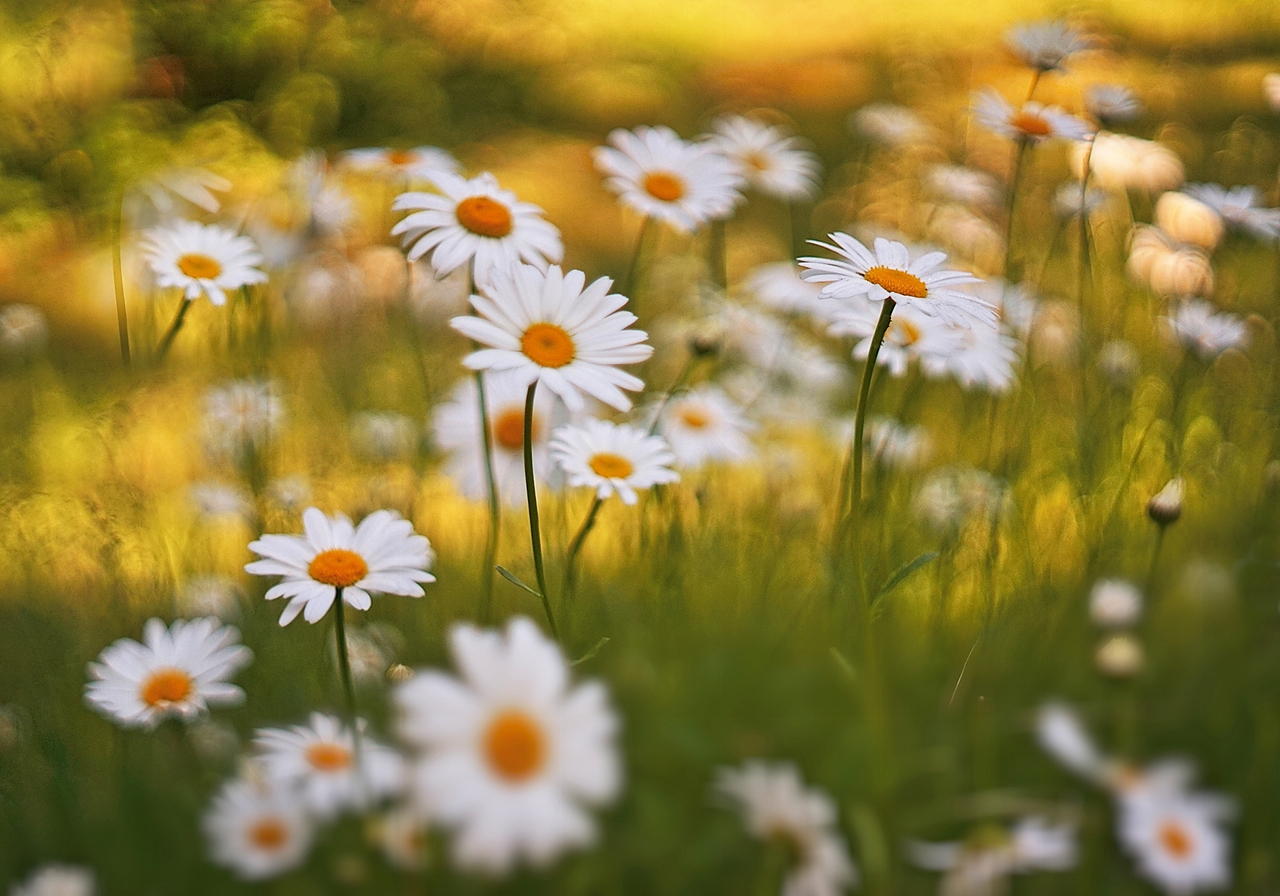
[571,637,610,666]
[872,551,939,610]
[829,647,858,685]
[496,565,542,598]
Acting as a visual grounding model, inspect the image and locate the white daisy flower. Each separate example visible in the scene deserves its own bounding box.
[1154,192,1226,250]
[921,317,1021,393]
[189,480,254,522]
[245,507,436,626]
[203,378,283,461]
[828,298,966,377]
[0,303,48,356]
[8,864,96,896]
[351,411,418,462]
[743,262,827,318]
[1035,702,1110,785]
[914,467,1005,535]
[340,145,460,181]
[432,372,562,507]
[972,89,1094,143]
[84,617,252,730]
[926,164,1003,209]
[1165,300,1248,361]
[392,171,563,287]
[708,115,820,201]
[1184,183,1280,242]
[1005,20,1093,72]
[1086,84,1144,124]
[203,775,315,880]
[550,418,679,504]
[394,616,623,875]
[1074,134,1185,193]
[593,125,745,232]
[864,416,932,470]
[909,817,1077,896]
[1089,579,1143,629]
[1265,73,1280,113]
[849,102,933,147]
[254,712,406,819]
[716,760,858,896]
[654,385,755,469]
[176,575,243,620]
[1118,787,1235,895]
[450,263,653,413]
[139,219,268,306]
[801,234,994,328]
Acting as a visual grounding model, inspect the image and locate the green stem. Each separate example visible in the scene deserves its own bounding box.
[332,589,364,765]
[647,352,699,437]
[563,497,603,606]
[475,370,501,624]
[155,297,192,362]
[708,218,728,291]
[623,216,654,298]
[111,190,131,368]
[1003,139,1030,282]
[523,382,559,639]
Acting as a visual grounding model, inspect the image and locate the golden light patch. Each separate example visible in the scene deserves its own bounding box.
[307,549,369,587]
[455,196,514,238]
[305,742,353,773]
[140,667,192,707]
[177,253,222,280]
[643,172,685,202]
[862,266,928,299]
[520,323,575,368]
[483,711,546,781]
[589,452,634,479]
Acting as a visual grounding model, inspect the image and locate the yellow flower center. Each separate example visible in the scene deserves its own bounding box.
[177,253,223,280]
[863,266,928,299]
[249,818,289,851]
[589,452,635,479]
[744,151,770,172]
[520,323,576,368]
[308,549,369,588]
[643,172,686,202]
[493,408,538,450]
[1158,821,1194,860]
[305,742,353,772]
[1011,111,1053,137]
[385,149,417,166]
[140,668,193,707]
[483,710,546,781]
[455,196,514,238]
[890,317,923,346]
[678,406,711,429]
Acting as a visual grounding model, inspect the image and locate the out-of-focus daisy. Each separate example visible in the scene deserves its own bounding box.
[1090,579,1143,629]
[864,416,932,470]
[451,263,653,412]
[909,817,1077,896]
[716,760,858,896]
[1154,193,1225,250]
[431,372,560,507]
[1128,227,1214,299]
[593,125,744,232]
[203,775,315,880]
[926,164,1003,210]
[849,103,933,147]
[392,171,563,287]
[743,262,827,318]
[254,713,406,819]
[1096,635,1145,678]
[923,318,1021,393]
[1036,702,1111,785]
[139,219,268,306]
[0,303,48,357]
[708,115,820,201]
[8,865,96,896]
[351,411,418,462]
[1118,786,1235,895]
[1005,20,1092,72]
[203,379,283,461]
[1086,84,1144,124]
[801,234,994,328]
[84,617,252,730]
[1098,339,1140,386]
[1075,134,1184,193]
[129,166,232,228]
[926,205,1006,269]
[654,385,755,469]
[374,804,431,870]
[267,474,311,512]
[189,481,254,523]
[828,298,966,376]
[1165,300,1248,361]
[245,507,435,626]
[1184,184,1280,242]
[176,575,244,620]
[339,623,401,687]
[1053,183,1107,219]
[915,467,1004,535]
[340,145,460,182]
[395,616,623,875]
[973,89,1093,143]
[1148,478,1185,527]
[550,418,679,504]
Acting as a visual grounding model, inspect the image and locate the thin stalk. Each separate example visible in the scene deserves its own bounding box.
[1076,139,1096,482]
[1003,139,1031,281]
[708,218,728,291]
[1143,526,1167,600]
[475,370,501,624]
[1026,68,1042,102]
[155,297,193,362]
[110,190,131,368]
[332,589,365,764]
[523,382,559,639]
[622,216,655,298]
[563,496,603,605]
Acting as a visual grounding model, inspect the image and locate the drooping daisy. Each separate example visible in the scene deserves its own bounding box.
[450,263,653,412]
[593,125,745,232]
[1087,84,1144,124]
[203,775,315,880]
[1164,300,1249,361]
[1184,184,1280,242]
[801,234,994,327]
[1074,134,1185,193]
[394,616,623,875]
[84,617,252,730]
[1005,20,1093,72]
[550,418,679,504]
[8,864,96,896]
[1117,786,1236,895]
[743,262,827,318]
[654,385,756,469]
[340,145,461,182]
[139,219,268,306]
[972,89,1093,143]
[716,760,858,896]
[708,115,820,201]
[254,713,406,819]
[245,507,435,626]
[203,378,283,461]
[827,297,967,376]
[430,371,561,507]
[921,316,1021,393]
[391,171,563,287]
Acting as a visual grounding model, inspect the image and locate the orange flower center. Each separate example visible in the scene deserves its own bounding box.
[455,196,513,238]
[589,452,635,479]
[863,266,928,299]
[678,406,711,429]
[483,710,546,781]
[890,318,923,346]
[493,408,538,450]
[385,149,417,166]
[249,818,289,851]
[177,253,222,280]
[1158,821,1194,860]
[744,151,770,172]
[643,172,685,202]
[1011,111,1053,137]
[308,549,369,587]
[305,742,353,772]
[140,667,193,707]
[520,323,575,368]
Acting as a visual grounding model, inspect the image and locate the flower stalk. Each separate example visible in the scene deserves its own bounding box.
[523,382,559,639]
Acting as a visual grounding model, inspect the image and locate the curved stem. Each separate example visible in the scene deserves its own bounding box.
[475,370,501,623]
[155,297,192,362]
[708,218,728,291]
[1003,138,1030,281]
[523,382,559,639]
[623,215,654,298]
[111,190,131,368]
[563,497,604,606]
[332,589,363,751]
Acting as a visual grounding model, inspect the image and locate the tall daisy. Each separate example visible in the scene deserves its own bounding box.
[392,171,563,287]
[203,775,315,880]
[593,125,744,232]
[139,219,268,307]
[654,385,756,469]
[708,116,820,201]
[1005,21,1093,72]
[84,617,252,730]
[394,617,622,875]
[549,418,680,505]
[972,89,1093,143]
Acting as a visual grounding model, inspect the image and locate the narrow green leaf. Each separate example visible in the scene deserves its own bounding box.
[872,551,939,609]
[496,565,542,598]
[571,637,610,666]
[829,647,858,684]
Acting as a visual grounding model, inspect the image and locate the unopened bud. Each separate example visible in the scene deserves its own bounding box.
[1147,477,1183,526]
[1096,635,1144,678]
[689,332,721,357]
[386,663,414,683]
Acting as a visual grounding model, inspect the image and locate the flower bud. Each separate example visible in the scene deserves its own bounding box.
[1096,635,1144,678]
[1147,477,1184,526]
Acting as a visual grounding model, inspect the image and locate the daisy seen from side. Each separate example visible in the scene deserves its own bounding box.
[549,418,680,505]
[972,89,1094,144]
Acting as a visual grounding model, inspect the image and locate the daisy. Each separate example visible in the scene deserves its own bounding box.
[1035,702,1111,785]
[864,416,931,470]
[716,760,858,896]
[743,262,827,318]
[244,507,435,626]
[340,145,460,182]
[1005,20,1093,72]
[1053,183,1108,219]
[8,864,96,896]
[189,480,254,523]
[1075,134,1185,193]
[1117,788,1235,895]
[1090,579,1143,629]
[800,234,994,328]
[829,298,967,377]
[1087,84,1144,124]
[391,171,563,287]
[593,125,745,232]
[1184,184,1280,242]
[139,219,268,306]
[203,378,283,460]
[203,775,315,880]
[1165,300,1248,361]
[1128,227,1214,299]
[708,115,820,201]
[909,816,1077,896]
[972,89,1093,143]
[450,263,653,412]
[0,303,48,356]
[254,713,406,819]
[1154,192,1225,250]
[926,164,1003,209]
[550,418,679,504]
[350,411,418,462]
[914,467,1005,535]
[431,371,561,507]
[921,317,1021,393]
[848,103,933,147]
[394,616,623,874]
[84,617,252,729]
[654,385,755,469]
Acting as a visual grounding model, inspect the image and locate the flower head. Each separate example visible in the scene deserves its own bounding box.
[973,89,1094,143]
[203,775,315,880]
[655,384,755,469]
[340,145,460,182]
[139,219,268,306]
[1005,21,1093,72]
[1118,787,1235,895]
[1165,301,1248,361]
[744,262,827,318]
[9,864,96,896]
[550,418,680,504]
[1184,184,1280,242]
[1087,84,1144,124]
[1089,579,1143,629]
[203,379,283,461]
[708,115,820,201]
[849,103,933,147]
